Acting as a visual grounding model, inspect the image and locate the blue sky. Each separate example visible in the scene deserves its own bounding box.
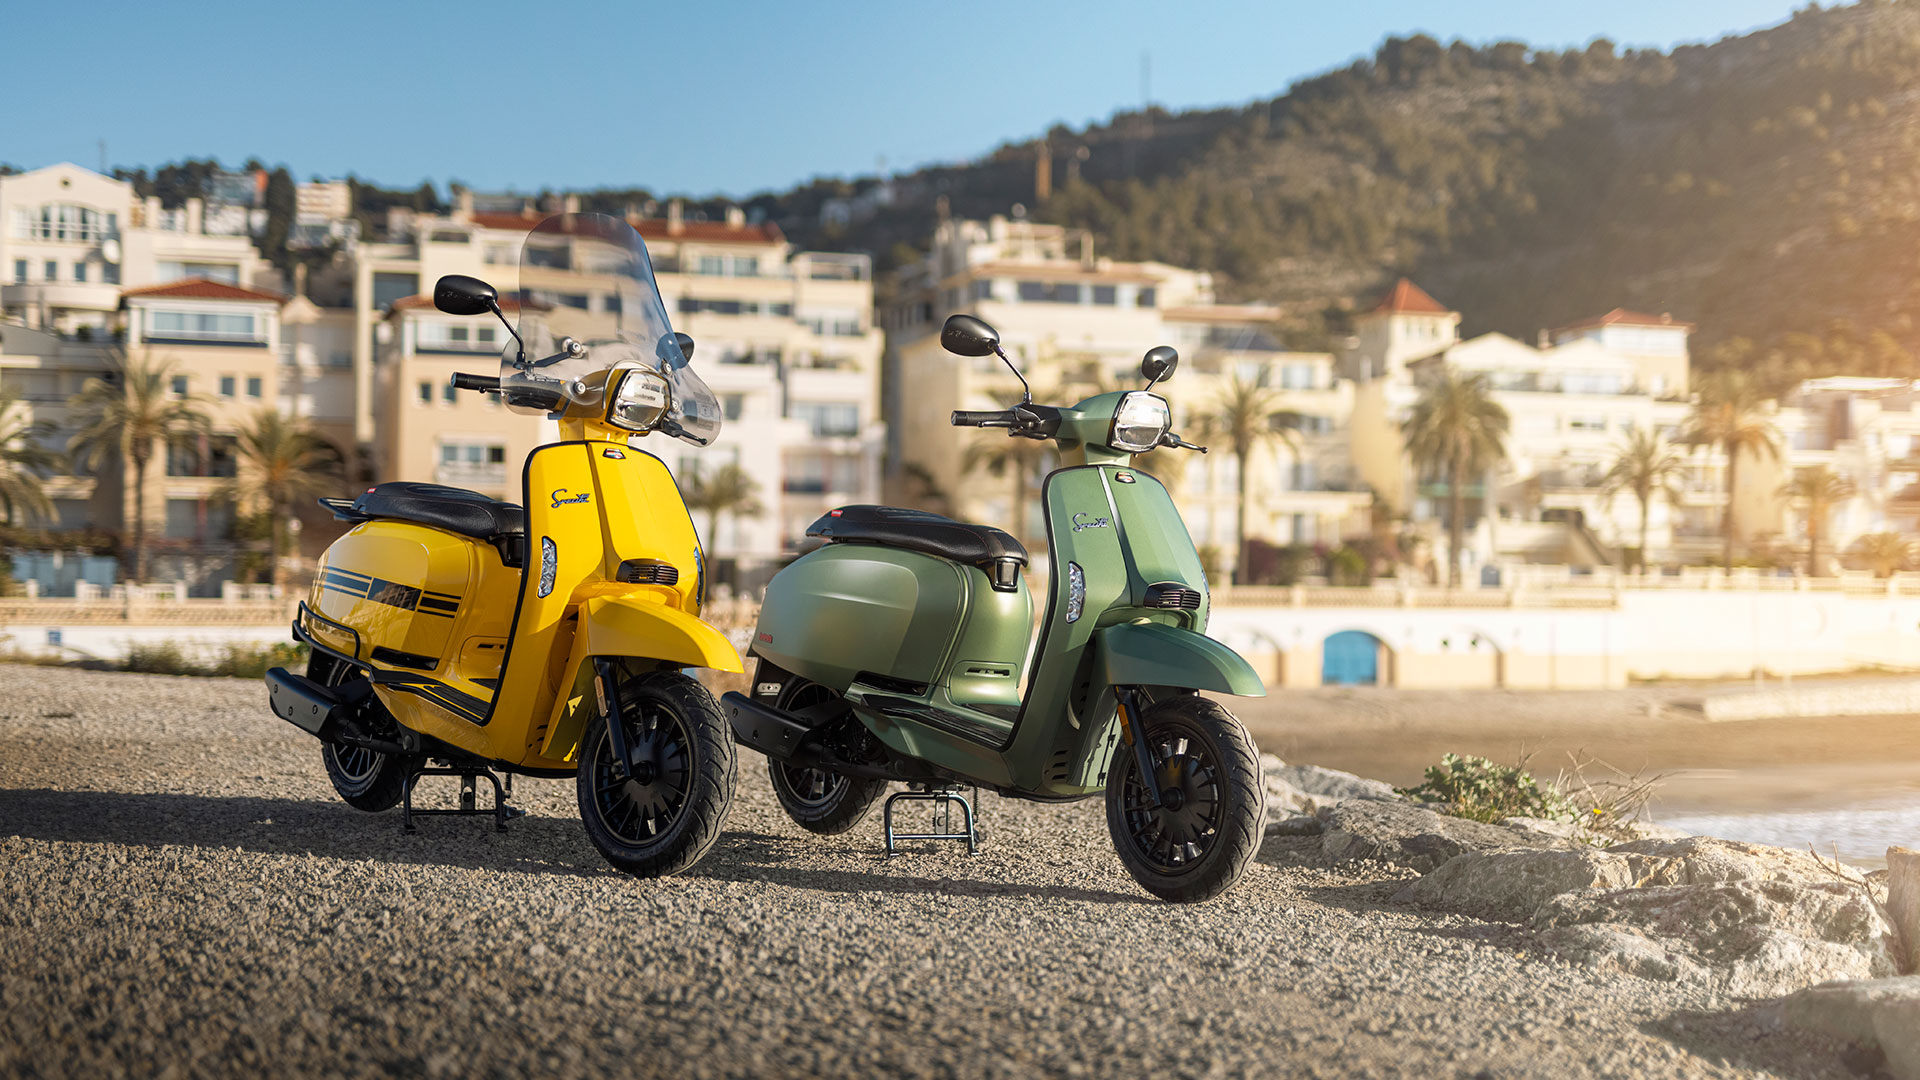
[3,0,1804,198]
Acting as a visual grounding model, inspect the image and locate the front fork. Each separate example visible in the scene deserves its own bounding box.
[593,657,633,782]
[1114,686,1162,809]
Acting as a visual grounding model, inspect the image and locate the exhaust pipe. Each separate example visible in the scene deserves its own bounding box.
[265,667,406,754]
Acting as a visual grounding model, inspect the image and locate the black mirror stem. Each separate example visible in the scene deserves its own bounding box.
[996,344,1032,404]
[490,299,527,367]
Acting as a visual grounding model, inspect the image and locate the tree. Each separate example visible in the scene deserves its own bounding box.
[66,352,210,583]
[230,408,345,592]
[681,463,762,552]
[962,433,1053,545]
[1779,466,1856,576]
[1681,372,1780,575]
[0,386,59,525]
[1400,366,1509,588]
[1206,375,1298,584]
[1854,532,1914,578]
[1599,427,1686,571]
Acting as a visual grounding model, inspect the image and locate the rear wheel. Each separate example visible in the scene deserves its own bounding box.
[1105,694,1264,903]
[577,671,736,878]
[314,656,416,812]
[765,681,888,835]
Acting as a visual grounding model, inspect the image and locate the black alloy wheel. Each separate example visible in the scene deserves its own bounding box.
[764,680,888,835]
[576,671,735,877]
[1105,695,1264,903]
[316,655,417,812]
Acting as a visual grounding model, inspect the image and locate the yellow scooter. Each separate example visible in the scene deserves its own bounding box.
[265,212,742,878]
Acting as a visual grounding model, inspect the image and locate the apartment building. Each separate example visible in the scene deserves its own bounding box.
[1346,281,1744,575]
[358,197,884,568]
[0,163,277,335]
[1749,377,1920,570]
[884,215,1367,572]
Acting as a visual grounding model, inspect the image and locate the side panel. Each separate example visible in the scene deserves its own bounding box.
[753,544,967,692]
[1095,621,1266,697]
[588,446,705,617]
[1107,468,1211,629]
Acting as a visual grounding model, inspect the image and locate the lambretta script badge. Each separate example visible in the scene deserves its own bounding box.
[550,488,593,508]
[1071,512,1111,532]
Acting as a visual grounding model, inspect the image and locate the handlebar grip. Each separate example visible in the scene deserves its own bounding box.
[451,372,501,393]
[951,409,1011,427]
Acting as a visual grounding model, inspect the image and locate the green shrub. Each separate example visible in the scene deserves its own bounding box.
[1398,753,1576,824]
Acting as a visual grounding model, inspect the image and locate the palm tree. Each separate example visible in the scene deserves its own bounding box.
[1681,371,1780,575]
[681,462,763,552]
[1207,375,1298,584]
[230,409,345,592]
[1400,366,1510,588]
[1599,427,1686,572]
[962,434,1052,544]
[0,386,60,526]
[1779,466,1856,576]
[67,352,210,583]
[1855,532,1915,578]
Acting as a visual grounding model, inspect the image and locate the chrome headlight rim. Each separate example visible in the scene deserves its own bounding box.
[607,367,672,432]
[1108,391,1170,454]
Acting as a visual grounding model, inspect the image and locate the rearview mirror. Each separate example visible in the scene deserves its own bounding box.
[674,332,695,361]
[434,274,498,316]
[1141,345,1179,387]
[941,314,1001,358]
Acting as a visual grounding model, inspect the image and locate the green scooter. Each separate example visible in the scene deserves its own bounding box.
[721,314,1267,902]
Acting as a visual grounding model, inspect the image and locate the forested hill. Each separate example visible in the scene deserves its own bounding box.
[759,0,1920,389]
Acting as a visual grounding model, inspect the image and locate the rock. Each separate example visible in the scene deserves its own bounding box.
[1889,847,1919,975]
[1500,816,1582,841]
[1535,923,1706,983]
[1396,848,1638,922]
[1612,821,1691,843]
[1274,763,1401,806]
[1776,977,1920,1080]
[1533,880,1898,997]
[1606,835,1832,887]
[1265,814,1324,837]
[1320,800,1558,873]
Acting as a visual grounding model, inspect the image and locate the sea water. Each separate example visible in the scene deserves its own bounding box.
[1659,797,1920,869]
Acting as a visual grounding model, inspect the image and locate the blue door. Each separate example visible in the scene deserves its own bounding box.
[1322,631,1379,686]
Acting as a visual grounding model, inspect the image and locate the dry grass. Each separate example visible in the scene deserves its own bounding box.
[1810,846,1913,975]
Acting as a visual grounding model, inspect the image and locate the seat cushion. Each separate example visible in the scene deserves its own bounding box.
[806,505,1027,568]
[349,482,525,542]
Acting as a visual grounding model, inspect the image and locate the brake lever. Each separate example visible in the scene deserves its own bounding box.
[1161,433,1208,453]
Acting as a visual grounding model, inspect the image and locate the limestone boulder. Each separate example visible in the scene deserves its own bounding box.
[1606,835,1832,887]
[1395,848,1638,922]
[1320,799,1562,873]
[1275,763,1401,808]
[1776,977,1920,1080]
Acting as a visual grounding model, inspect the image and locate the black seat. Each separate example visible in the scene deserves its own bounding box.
[807,505,1028,580]
[346,482,525,543]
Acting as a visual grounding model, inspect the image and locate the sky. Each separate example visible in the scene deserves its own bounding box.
[2,0,1808,199]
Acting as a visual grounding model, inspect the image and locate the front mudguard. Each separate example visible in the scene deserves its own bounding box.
[536,595,744,763]
[1094,620,1266,697]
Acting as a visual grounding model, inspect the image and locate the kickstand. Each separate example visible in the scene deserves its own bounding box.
[883,784,980,857]
[402,766,527,833]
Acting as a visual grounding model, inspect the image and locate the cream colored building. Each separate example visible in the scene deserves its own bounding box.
[1,163,277,336]
[884,215,1368,571]
[1346,280,1745,576]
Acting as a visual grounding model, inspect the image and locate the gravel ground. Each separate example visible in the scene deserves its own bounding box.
[0,665,1856,1079]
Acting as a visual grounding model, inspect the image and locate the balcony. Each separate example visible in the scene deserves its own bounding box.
[435,463,508,491]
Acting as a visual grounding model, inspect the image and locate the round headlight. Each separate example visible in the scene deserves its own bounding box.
[608,368,671,432]
[1109,391,1170,453]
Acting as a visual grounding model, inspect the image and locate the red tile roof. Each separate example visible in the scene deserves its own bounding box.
[465,210,785,246]
[121,278,286,304]
[1368,278,1452,315]
[387,294,532,313]
[1553,308,1696,333]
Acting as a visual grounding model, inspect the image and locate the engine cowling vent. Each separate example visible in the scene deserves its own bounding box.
[1142,582,1203,610]
[616,559,680,586]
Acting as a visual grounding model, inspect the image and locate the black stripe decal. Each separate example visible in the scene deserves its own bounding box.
[417,597,459,612]
[327,567,373,582]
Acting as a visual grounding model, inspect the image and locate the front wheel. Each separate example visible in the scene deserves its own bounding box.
[1104,694,1265,903]
[577,670,737,878]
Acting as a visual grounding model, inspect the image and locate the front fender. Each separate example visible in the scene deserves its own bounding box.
[579,595,745,673]
[1094,620,1266,697]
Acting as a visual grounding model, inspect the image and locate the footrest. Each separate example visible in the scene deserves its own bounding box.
[883,786,980,857]
[402,767,523,833]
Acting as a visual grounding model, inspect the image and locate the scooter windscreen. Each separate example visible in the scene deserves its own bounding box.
[506,212,722,446]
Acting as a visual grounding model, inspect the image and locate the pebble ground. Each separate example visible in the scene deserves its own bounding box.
[0,666,1855,1078]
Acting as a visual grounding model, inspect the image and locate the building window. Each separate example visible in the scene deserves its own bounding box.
[442,382,457,404]
[1566,416,1607,432]
[793,401,860,437]
[149,310,260,343]
[372,272,420,310]
[1048,283,1082,304]
[971,279,995,301]
[16,203,113,242]
[1017,281,1048,302]
[723,394,744,421]
[246,376,262,399]
[219,376,236,398]
[43,260,58,282]
[1092,284,1117,305]
[170,375,188,397]
[1136,287,1157,308]
[72,262,87,283]
[417,381,432,404]
[156,261,240,285]
[730,256,759,277]
[11,259,24,283]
